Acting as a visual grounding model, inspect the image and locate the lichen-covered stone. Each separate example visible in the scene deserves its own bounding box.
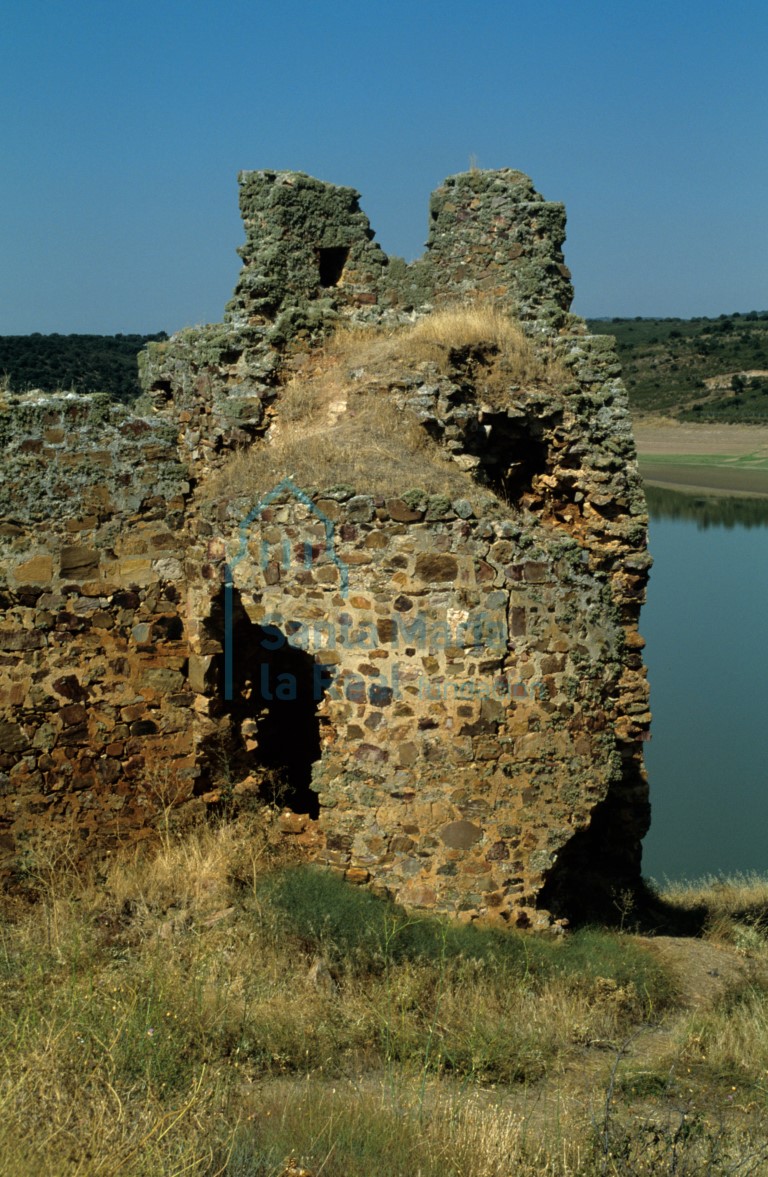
[0,168,652,928]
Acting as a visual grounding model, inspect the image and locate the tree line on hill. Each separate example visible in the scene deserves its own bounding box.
[3,314,768,423]
[587,312,768,422]
[0,333,167,404]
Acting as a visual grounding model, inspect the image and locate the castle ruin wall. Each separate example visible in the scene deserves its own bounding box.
[0,169,652,926]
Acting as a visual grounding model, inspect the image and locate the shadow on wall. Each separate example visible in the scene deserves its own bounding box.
[197,586,332,817]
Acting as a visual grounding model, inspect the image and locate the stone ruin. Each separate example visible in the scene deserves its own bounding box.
[0,168,652,927]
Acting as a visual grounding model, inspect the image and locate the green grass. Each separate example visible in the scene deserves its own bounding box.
[3,826,768,1174]
[638,452,768,469]
[264,865,673,997]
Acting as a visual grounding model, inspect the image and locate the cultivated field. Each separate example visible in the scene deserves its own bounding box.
[634,420,768,497]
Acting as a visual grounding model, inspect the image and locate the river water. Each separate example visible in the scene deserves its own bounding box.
[640,487,768,882]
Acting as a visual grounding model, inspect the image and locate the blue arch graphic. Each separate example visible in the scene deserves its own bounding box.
[223,478,349,700]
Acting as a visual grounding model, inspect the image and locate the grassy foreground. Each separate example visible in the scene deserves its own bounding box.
[3,820,768,1175]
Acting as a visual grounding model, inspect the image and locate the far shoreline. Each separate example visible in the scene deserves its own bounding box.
[633,419,768,498]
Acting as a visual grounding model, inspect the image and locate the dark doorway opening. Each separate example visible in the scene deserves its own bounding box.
[464,413,550,502]
[199,587,331,817]
[486,422,549,501]
[318,246,349,287]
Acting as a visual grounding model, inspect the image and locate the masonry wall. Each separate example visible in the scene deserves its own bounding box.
[189,486,636,930]
[0,394,193,857]
[0,169,652,925]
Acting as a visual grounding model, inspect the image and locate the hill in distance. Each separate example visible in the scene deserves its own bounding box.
[0,332,167,404]
[587,312,768,423]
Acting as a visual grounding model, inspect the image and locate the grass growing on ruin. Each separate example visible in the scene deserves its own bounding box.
[402,303,565,396]
[317,302,566,400]
[206,303,567,504]
[208,348,472,503]
[4,827,768,1175]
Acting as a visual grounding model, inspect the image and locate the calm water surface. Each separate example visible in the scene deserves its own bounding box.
[640,489,768,881]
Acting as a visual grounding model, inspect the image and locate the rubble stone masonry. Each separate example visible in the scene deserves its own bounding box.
[0,169,651,927]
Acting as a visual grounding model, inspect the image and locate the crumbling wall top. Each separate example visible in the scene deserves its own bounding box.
[222,167,575,338]
[418,169,574,324]
[225,170,389,330]
[0,166,652,926]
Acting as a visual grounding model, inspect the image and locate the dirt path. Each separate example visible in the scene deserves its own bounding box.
[274,936,768,1153]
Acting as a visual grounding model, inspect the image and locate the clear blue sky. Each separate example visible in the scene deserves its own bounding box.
[2,0,766,334]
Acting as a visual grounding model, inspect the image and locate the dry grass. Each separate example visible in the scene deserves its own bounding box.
[211,363,472,503]
[658,872,768,916]
[226,1078,594,1176]
[3,836,768,1174]
[648,872,768,1117]
[679,983,768,1081]
[403,303,556,385]
[321,302,563,386]
[657,872,768,949]
[205,303,567,504]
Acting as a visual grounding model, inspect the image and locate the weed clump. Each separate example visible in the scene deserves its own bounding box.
[261,865,674,1003]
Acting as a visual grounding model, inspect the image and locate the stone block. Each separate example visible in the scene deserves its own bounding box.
[116,557,153,586]
[60,546,99,577]
[414,554,459,582]
[0,721,27,754]
[440,820,483,850]
[346,495,375,522]
[387,498,424,522]
[12,555,53,585]
[138,667,185,693]
[187,653,213,694]
[397,880,437,908]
